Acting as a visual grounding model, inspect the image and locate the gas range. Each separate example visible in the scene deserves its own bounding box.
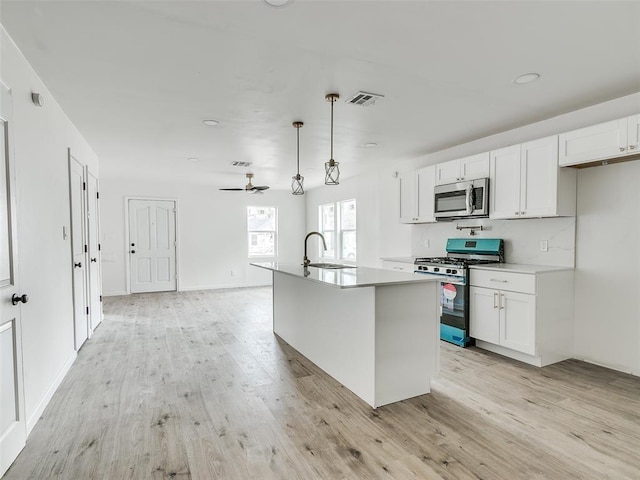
[414,256,500,279]
[413,238,505,348]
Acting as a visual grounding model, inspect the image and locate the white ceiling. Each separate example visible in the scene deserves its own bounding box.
[2,1,640,190]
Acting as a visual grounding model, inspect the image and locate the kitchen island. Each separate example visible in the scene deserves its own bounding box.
[251,262,440,408]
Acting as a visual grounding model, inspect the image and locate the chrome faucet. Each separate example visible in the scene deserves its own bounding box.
[303,231,327,267]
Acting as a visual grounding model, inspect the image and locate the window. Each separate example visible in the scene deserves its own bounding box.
[319,199,356,262]
[247,206,277,257]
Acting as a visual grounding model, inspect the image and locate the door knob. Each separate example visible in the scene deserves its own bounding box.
[91,258,97,263]
[12,293,29,305]
[130,250,136,254]
[74,262,82,268]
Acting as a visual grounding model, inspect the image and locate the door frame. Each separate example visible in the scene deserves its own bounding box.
[124,196,179,294]
[68,149,89,348]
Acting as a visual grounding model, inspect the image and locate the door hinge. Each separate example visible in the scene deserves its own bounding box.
[86,306,89,315]
[84,244,88,253]
[83,182,86,191]
[98,243,101,251]
[97,191,100,199]
[100,295,103,302]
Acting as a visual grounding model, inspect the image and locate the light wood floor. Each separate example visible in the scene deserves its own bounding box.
[5,287,640,479]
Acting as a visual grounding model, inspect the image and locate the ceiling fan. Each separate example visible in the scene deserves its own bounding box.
[219,173,270,193]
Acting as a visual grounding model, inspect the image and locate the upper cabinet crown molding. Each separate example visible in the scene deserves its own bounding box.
[558,114,640,168]
[435,152,490,185]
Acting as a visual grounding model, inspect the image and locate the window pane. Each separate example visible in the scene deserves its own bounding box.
[321,204,334,230]
[341,230,356,260]
[248,206,277,257]
[248,232,274,256]
[247,206,276,231]
[340,200,356,230]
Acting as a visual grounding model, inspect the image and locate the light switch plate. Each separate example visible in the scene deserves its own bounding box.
[540,240,549,252]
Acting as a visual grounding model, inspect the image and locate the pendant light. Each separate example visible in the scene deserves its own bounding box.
[291,121,304,195]
[325,93,340,185]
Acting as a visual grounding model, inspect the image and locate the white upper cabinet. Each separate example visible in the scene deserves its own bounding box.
[558,115,639,167]
[435,152,489,185]
[398,170,417,223]
[490,135,576,219]
[399,165,436,224]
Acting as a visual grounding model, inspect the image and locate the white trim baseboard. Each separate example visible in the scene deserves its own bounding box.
[179,282,271,292]
[26,350,77,435]
[102,291,128,297]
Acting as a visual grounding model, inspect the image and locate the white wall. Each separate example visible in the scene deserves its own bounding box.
[574,161,640,375]
[99,175,306,295]
[1,26,100,432]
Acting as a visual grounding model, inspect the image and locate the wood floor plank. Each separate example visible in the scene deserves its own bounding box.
[4,287,640,479]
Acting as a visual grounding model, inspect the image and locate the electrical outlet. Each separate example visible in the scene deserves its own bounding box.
[424,239,430,248]
[230,270,235,277]
[540,240,549,252]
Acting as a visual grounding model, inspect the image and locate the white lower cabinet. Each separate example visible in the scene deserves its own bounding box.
[470,288,535,356]
[469,266,574,367]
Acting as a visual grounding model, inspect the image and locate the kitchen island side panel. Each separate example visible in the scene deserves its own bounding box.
[272,271,376,406]
[374,282,439,406]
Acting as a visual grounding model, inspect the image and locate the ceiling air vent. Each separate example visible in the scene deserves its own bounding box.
[345,91,384,107]
[231,161,252,167]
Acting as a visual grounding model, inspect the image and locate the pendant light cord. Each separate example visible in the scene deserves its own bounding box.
[330,98,334,160]
[296,125,300,175]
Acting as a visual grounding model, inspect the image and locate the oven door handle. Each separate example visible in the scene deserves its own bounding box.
[466,185,474,214]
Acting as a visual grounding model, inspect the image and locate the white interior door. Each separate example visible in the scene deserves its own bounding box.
[0,83,27,477]
[86,170,102,331]
[69,153,89,349]
[128,199,177,293]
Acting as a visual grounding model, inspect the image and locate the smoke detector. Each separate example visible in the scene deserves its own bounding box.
[345,91,384,107]
[231,161,252,167]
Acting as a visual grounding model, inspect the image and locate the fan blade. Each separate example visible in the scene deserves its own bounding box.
[219,188,244,191]
[252,186,270,191]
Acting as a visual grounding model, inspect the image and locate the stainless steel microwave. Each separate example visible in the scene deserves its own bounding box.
[434,178,489,220]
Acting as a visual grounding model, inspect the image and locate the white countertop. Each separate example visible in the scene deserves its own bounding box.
[470,263,574,274]
[380,257,415,264]
[251,262,440,289]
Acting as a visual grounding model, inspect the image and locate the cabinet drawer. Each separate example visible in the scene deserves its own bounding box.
[470,269,535,294]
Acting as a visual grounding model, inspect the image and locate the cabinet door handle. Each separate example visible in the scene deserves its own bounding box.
[619,147,626,152]
[493,292,498,309]
[500,293,505,310]
[490,278,508,283]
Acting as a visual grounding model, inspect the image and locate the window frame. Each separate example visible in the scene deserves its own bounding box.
[247,206,278,258]
[318,199,356,264]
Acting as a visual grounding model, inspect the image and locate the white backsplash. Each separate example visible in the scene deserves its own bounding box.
[412,216,576,267]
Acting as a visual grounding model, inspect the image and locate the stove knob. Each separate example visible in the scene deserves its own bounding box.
[446,268,452,274]
[418,266,424,270]
[451,269,457,275]
[433,267,439,272]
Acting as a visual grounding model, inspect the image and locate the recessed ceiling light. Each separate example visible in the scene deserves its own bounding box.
[188,157,199,162]
[202,119,220,126]
[364,142,378,148]
[262,0,293,8]
[513,73,541,85]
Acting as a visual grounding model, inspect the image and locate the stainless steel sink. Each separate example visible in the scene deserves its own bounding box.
[306,263,354,269]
